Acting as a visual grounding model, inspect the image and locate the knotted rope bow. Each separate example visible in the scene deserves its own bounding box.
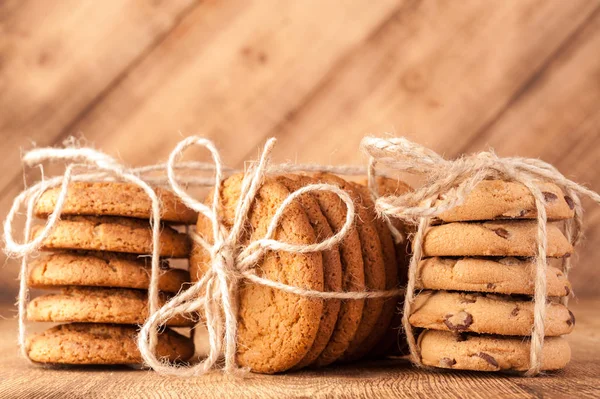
[137,137,407,376]
[361,136,600,376]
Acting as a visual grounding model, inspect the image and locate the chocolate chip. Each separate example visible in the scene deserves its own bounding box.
[511,307,520,317]
[543,192,558,202]
[564,285,571,296]
[486,283,496,289]
[567,310,576,326]
[564,196,575,210]
[455,333,468,342]
[459,295,477,304]
[439,357,457,368]
[492,228,510,239]
[444,311,473,331]
[478,352,499,368]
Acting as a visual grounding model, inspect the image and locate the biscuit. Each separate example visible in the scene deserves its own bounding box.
[27,323,194,365]
[190,174,324,373]
[34,182,197,224]
[365,177,413,358]
[287,175,365,368]
[418,330,571,372]
[422,221,573,257]
[276,176,342,370]
[409,291,574,336]
[27,287,195,327]
[436,180,575,222]
[32,216,191,258]
[311,173,386,362]
[28,252,189,293]
[416,257,571,296]
[341,181,399,362]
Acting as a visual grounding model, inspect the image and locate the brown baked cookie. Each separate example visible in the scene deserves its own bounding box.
[28,252,189,293]
[417,257,571,296]
[422,221,573,258]
[32,216,191,258]
[418,330,571,372]
[275,175,342,370]
[368,240,411,358]
[286,174,365,368]
[311,173,386,363]
[190,174,324,373]
[361,176,412,359]
[27,323,194,365]
[27,287,196,327]
[340,181,398,362]
[34,181,197,224]
[409,291,575,336]
[436,180,575,223]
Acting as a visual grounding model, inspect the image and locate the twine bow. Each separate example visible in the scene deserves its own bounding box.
[137,136,410,376]
[361,136,600,376]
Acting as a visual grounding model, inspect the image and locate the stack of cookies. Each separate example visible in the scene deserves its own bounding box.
[190,173,412,373]
[25,182,197,366]
[409,180,576,372]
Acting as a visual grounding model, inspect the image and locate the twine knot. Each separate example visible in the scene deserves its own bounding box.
[136,136,367,376]
[361,136,600,376]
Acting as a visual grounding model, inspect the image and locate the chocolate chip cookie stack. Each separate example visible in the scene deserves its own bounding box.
[190,173,412,373]
[409,180,576,372]
[25,182,197,366]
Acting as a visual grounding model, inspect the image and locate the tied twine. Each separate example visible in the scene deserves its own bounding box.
[361,136,600,376]
[4,136,406,375]
[137,137,406,376]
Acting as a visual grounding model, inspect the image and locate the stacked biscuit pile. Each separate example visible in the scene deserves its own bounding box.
[190,173,412,373]
[25,182,197,366]
[409,180,576,372]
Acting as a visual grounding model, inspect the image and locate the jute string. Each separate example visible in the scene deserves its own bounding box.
[361,136,600,376]
[4,136,405,376]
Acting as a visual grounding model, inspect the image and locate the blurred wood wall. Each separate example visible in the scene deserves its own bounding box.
[1,0,600,305]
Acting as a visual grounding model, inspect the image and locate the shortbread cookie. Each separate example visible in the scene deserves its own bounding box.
[436,180,575,222]
[418,330,571,371]
[27,287,195,327]
[341,181,398,362]
[34,182,197,224]
[191,174,324,373]
[312,173,386,362]
[27,323,194,365]
[422,221,573,257]
[409,291,574,336]
[368,240,411,358]
[417,257,571,296]
[32,216,190,258]
[276,176,342,370]
[28,252,189,293]
[366,177,413,358]
[288,175,365,368]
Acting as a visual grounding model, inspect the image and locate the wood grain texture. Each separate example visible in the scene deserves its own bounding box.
[0,299,598,398]
[0,0,197,193]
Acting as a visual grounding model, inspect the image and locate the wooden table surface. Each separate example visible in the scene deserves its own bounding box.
[0,298,598,399]
[2,1,600,397]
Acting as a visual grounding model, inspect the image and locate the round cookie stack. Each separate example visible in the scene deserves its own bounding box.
[410,180,576,372]
[25,182,196,366]
[190,173,412,373]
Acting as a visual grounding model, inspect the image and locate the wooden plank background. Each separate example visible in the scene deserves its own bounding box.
[1,0,600,306]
